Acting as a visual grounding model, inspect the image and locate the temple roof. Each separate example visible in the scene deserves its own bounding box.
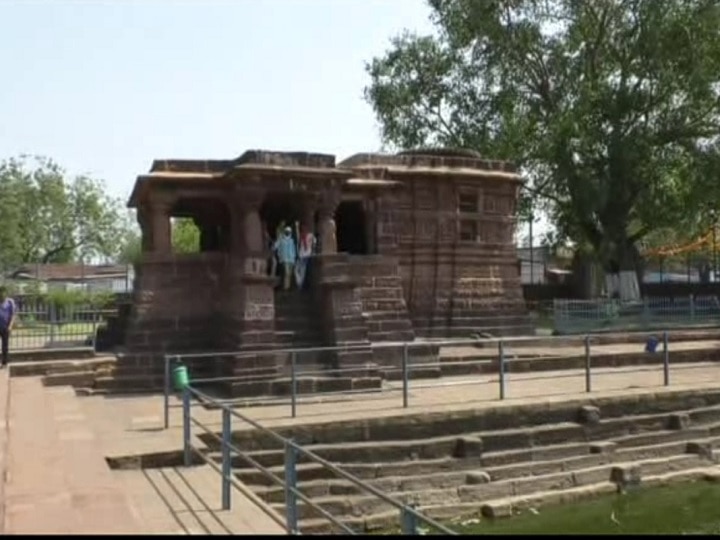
[128,148,521,208]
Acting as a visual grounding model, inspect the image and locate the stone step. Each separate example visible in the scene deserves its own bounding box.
[273,317,323,331]
[366,319,413,331]
[436,352,716,378]
[225,400,720,452]
[273,330,324,347]
[367,331,416,343]
[248,437,714,504]
[226,375,383,399]
[42,370,98,388]
[276,454,709,522]
[94,374,165,391]
[11,355,116,377]
[298,466,716,534]
[232,416,718,486]
[363,310,413,321]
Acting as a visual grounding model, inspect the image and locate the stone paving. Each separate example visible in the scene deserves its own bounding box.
[0,370,284,535]
[3,351,720,534]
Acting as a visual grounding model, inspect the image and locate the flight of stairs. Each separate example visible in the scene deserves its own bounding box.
[273,289,324,352]
[199,393,720,534]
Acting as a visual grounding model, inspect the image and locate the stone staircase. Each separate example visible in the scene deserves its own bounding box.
[352,256,415,344]
[273,289,324,354]
[200,393,720,534]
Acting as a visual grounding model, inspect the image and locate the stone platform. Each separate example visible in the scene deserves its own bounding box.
[5,347,720,534]
[25,328,720,398]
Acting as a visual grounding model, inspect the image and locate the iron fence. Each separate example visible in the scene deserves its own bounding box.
[11,297,107,350]
[553,296,720,334]
[160,329,708,430]
[162,330,717,533]
[180,384,458,535]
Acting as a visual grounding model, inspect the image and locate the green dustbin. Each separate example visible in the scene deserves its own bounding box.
[172,365,190,391]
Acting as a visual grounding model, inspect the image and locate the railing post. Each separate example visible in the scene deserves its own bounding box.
[221,407,232,510]
[290,352,297,419]
[49,301,57,344]
[182,386,191,467]
[584,335,592,393]
[284,442,299,535]
[498,340,506,400]
[402,343,409,408]
[690,294,696,322]
[663,331,670,387]
[163,355,171,430]
[400,506,418,535]
[91,304,99,350]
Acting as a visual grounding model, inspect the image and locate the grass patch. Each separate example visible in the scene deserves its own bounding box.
[452,480,720,535]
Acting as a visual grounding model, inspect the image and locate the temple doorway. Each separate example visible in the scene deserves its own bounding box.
[335,200,369,255]
[260,193,304,240]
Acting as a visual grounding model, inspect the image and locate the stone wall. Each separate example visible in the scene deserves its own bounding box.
[125,253,226,353]
[374,177,530,338]
[349,255,414,342]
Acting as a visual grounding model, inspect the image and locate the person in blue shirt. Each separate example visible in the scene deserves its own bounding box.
[274,226,297,290]
[0,287,16,368]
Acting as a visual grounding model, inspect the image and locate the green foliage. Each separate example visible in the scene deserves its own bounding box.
[172,218,200,254]
[44,288,114,309]
[115,215,201,262]
[365,0,720,270]
[116,228,142,265]
[0,156,133,269]
[3,283,115,310]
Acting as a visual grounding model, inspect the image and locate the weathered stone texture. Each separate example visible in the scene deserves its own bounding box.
[120,148,530,389]
[126,253,225,354]
[370,176,529,338]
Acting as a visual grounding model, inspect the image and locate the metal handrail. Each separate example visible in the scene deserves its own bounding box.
[165,327,678,361]
[181,385,457,535]
[163,331,679,427]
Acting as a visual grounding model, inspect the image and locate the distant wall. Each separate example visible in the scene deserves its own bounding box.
[523,282,720,304]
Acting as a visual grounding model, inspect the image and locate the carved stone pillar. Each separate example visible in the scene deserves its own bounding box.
[317,190,341,255]
[137,207,153,253]
[298,196,316,232]
[146,195,173,255]
[243,206,263,254]
[230,189,265,258]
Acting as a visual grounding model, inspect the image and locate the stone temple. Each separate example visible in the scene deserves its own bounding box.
[120,149,530,393]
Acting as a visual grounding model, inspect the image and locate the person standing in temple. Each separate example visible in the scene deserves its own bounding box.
[0,286,16,368]
[294,222,316,290]
[274,226,297,290]
[269,220,286,281]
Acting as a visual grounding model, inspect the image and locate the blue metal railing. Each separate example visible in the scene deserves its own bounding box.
[180,384,458,535]
[553,295,720,334]
[163,329,688,428]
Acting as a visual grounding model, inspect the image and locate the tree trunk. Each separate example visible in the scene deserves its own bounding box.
[571,252,603,299]
[604,241,642,301]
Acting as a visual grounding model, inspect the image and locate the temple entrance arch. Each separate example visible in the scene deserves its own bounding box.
[336,199,371,255]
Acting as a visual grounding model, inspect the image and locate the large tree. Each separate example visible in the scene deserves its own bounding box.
[0,156,132,269]
[365,0,720,299]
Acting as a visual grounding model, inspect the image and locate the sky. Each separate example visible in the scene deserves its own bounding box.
[0,0,541,242]
[0,0,435,195]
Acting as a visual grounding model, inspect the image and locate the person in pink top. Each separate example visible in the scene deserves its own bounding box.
[294,223,316,290]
